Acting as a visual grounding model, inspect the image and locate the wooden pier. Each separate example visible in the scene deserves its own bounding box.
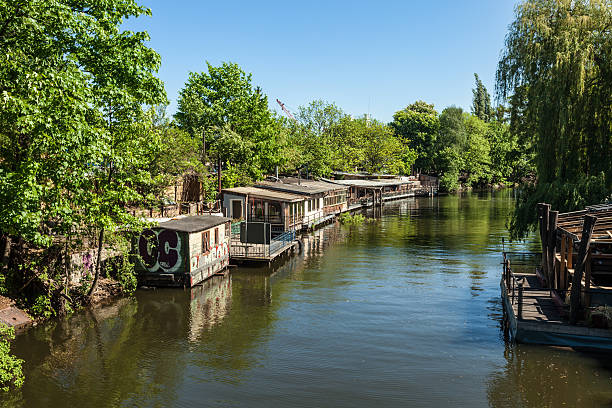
[501,202,612,350]
[501,261,612,348]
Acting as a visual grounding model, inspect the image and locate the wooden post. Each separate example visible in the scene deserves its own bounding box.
[584,252,592,309]
[559,234,566,291]
[537,203,550,282]
[548,211,558,289]
[569,215,597,324]
[217,157,222,195]
[517,279,524,320]
[567,235,573,289]
[505,258,511,293]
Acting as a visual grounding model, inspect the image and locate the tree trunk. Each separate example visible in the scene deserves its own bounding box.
[87,229,105,301]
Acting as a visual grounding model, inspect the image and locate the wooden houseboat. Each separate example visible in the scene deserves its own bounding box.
[134,215,232,287]
[501,203,612,349]
[221,186,307,235]
[256,179,349,228]
[325,177,433,207]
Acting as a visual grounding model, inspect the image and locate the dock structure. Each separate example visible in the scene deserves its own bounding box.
[501,203,612,349]
[220,173,438,263]
[229,229,299,263]
[324,175,436,208]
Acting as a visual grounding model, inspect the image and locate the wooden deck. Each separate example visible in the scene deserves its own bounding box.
[502,272,612,349]
[506,274,565,323]
[230,240,299,263]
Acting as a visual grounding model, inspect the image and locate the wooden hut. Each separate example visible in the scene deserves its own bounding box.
[134,215,232,287]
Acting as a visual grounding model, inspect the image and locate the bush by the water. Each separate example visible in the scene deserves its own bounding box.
[0,324,23,392]
[338,213,365,225]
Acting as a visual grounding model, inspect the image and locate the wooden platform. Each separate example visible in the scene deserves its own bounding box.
[502,273,612,349]
[230,240,299,263]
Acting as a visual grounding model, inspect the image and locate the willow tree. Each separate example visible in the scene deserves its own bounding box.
[497,0,612,238]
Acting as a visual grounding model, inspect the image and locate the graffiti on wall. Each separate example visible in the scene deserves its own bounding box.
[189,241,229,272]
[137,229,183,273]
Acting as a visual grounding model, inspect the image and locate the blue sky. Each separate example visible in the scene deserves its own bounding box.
[125,0,517,123]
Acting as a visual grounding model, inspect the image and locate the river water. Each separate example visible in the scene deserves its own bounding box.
[4,191,612,407]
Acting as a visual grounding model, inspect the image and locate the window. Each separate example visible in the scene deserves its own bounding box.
[202,231,210,253]
[214,227,219,245]
[269,202,281,218]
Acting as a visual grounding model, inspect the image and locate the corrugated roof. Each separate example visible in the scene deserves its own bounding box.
[222,186,305,202]
[256,180,330,195]
[323,178,417,188]
[158,215,231,233]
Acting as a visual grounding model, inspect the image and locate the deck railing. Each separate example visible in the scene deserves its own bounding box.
[230,229,296,259]
[502,252,541,320]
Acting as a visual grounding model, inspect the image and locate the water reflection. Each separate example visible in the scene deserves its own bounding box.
[488,345,612,408]
[5,191,612,408]
[188,275,232,342]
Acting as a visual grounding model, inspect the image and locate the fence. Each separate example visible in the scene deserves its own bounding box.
[502,252,541,320]
[230,228,296,259]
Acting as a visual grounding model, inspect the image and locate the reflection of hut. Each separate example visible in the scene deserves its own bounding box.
[188,275,232,342]
[134,215,231,287]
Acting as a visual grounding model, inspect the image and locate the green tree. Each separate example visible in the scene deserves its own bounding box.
[355,117,410,174]
[175,62,284,187]
[283,100,347,177]
[437,106,467,152]
[472,73,493,122]
[0,0,165,309]
[390,101,439,173]
[463,114,492,185]
[497,0,612,238]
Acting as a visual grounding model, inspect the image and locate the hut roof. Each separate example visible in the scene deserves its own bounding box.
[557,204,612,241]
[255,180,328,196]
[158,215,231,233]
[323,177,417,188]
[222,186,304,202]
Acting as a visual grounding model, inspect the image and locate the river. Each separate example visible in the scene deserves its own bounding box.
[4,191,612,407]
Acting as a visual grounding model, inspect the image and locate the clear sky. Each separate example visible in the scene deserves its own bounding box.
[125,0,518,123]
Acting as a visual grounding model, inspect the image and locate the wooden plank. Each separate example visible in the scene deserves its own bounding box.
[559,236,567,290]
[569,215,597,324]
[585,252,592,308]
[548,211,558,289]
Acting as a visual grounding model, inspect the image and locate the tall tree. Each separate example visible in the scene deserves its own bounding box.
[175,62,284,186]
[437,106,467,151]
[497,0,612,238]
[472,73,493,122]
[390,101,439,173]
[284,100,347,177]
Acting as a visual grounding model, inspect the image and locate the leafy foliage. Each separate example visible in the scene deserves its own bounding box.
[472,74,493,122]
[497,0,612,237]
[175,62,285,187]
[390,101,440,172]
[0,0,166,314]
[0,324,23,392]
